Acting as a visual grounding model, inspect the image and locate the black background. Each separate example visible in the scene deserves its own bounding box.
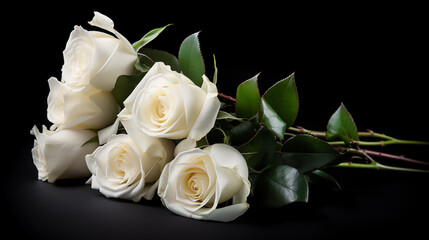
[4,2,429,239]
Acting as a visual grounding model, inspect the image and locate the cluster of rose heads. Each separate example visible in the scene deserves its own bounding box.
[31,12,250,222]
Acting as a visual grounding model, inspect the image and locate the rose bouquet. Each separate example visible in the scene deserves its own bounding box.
[31,12,429,222]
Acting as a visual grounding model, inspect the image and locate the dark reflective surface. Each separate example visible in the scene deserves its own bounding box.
[5,139,429,239]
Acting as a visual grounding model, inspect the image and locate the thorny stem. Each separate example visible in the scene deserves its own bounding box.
[336,148,429,173]
[287,126,429,146]
[361,149,429,166]
[288,126,429,170]
[336,161,429,173]
[328,139,429,146]
[214,97,429,171]
[288,126,326,138]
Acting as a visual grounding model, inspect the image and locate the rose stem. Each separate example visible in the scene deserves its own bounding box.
[288,126,429,166]
[335,161,429,173]
[218,93,236,102]
[287,127,429,146]
[337,148,429,173]
[361,149,429,167]
[288,126,327,138]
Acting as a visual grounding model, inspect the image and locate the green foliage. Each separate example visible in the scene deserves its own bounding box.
[213,54,218,85]
[234,73,298,139]
[238,127,276,171]
[326,103,359,146]
[235,74,261,119]
[221,72,326,208]
[133,24,172,52]
[305,170,341,191]
[281,135,341,173]
[261,99,287,139]
[111,25,427,211]
[254,165,309,208]
[111,73,145,108]
[216,111,244,122]
[230,121,258,147]
[261,73,298,132]
[178,32,205,86]
[138,48,181,72]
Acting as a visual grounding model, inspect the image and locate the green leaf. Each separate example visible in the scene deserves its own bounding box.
[281,135,341,173]
[213,54,218,85]
[262,72,298,129]
[196,136,209,149]
[235,74,261,119]
[216,111,244,121]
[230,121,257,147]
[133,24,172,52]
[305,170,341,191]
[254,165,309,208]
[138,48,181,72]
[178,32,205,87]
[111,73,145,108]
[134,59,151,73]
[261,98,287,139]
[326,103,359,146]
[238,127,276,171]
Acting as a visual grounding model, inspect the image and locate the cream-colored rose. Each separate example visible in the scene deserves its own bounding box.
[86,133,174,202]
[47,77,119,130]
[62,12,137,91]
[118,62,220,143]
[158,144,250,222]
[30,125,98,183]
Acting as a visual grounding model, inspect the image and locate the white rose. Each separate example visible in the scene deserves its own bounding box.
[158,144,251,222]
[30,125,98,183]
[47,77,119,130]
[86,133,174,202]
[118,62,220,142]
[62,12,137,91]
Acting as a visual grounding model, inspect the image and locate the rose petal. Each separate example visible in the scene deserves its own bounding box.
[140,180,159,201]
[90,42,137,91]
[119,116,175,160]
[98,118,120,145]
[33,126,97,182]
[47,77,65,127]
[205,144,248,179]
[49,79,118,131]
[195,203,250,222]
[213,166,243,204]
[89,31,119,73]
[62,26,94,89]
[122,63,171,111]
[88,11,135,54]
[174,138,196,157]
[205,144,250,204]
[187,75,220,141]
[178,76,206,134]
